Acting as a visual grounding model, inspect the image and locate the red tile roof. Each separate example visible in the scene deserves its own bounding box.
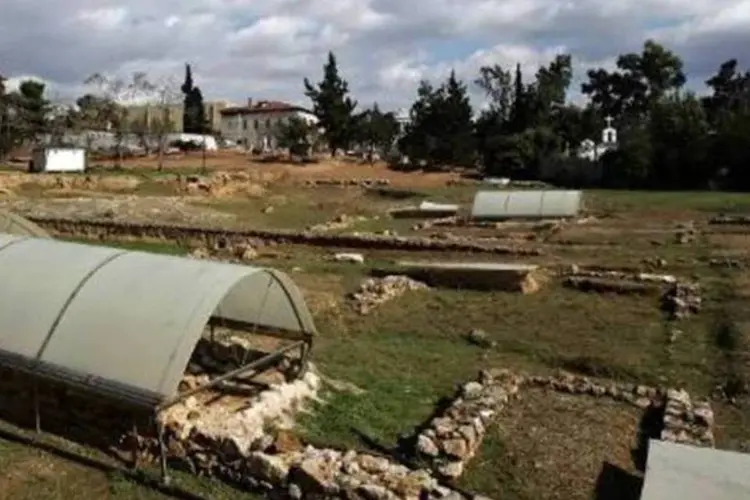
[220,100,312,116]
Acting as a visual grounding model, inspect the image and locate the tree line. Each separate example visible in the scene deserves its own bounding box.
[300,41,750,191]
[2,39,749,190]
[0,64,209,168]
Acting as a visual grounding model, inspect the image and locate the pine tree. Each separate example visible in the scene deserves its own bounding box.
[399,72,474,168]
[303,52,357,155]
[181,64,194,132]
[181,64,207,133]
[439,70,475,166]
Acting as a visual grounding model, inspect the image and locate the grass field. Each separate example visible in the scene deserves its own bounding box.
[1,162,750,499]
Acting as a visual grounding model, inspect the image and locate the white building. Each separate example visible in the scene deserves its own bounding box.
[29,146,87,173]
[577,116,618,161]
[219,99,318,151]
[394,108,410,135]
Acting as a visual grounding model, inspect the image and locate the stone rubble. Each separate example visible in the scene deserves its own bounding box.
[661,282,702,320]
[350,275,429,315]
[307,214,368,232]
[675,222,698,244]
[414,369,523,479]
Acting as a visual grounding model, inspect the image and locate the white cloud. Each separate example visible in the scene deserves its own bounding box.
[0,0,747,111]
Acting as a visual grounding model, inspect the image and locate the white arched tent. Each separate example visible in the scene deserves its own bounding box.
[470,190,583,220]
[0,233,316,409]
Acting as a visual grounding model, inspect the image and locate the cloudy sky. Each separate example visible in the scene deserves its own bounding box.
[1,0,748,110]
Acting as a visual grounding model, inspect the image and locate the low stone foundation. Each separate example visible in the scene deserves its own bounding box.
[709,214,750,225]
[415,369,523,479]
[413,369,715,482]
[562,267,702,319]
[29,216,544,257]
[303,179,391,188]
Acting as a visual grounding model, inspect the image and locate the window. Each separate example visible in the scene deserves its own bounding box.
[242,119,247,130]
[254,120,259,129]
[265,118,271,128]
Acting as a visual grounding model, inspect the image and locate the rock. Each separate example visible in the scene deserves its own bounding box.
[437,461,463,478]
[287,483,303,499]
[442,494,466,500]
[357,483,398,500]
[442,439,469,459]
[334,252,365,264]
[466,329,493,348]
[634,397,652,409]
[289,458,339,496]
[246,452,289,483]
[357,454,390,474]
[236,245,258,260]
[272,430,304,453]
[693,404,714,427]
[417,434,440,457]
[457,425,478,450]
[432,417,454,437]
[250,434,275,452]
[461,382,484,400]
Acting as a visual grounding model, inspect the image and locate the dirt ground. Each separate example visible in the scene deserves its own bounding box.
[462,389,643,500]
[92,151,463,187]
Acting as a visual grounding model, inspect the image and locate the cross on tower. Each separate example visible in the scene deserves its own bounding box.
[604,115,614,128]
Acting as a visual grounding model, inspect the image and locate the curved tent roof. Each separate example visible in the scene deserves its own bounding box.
[470,190,582,219]
[0,234,316,408]
[0,210,50,237]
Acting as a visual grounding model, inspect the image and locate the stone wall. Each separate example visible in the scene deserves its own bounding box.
[0,366,152,458]
[415,369,523,479]
[660,388,714,447]
[29,216,543,256]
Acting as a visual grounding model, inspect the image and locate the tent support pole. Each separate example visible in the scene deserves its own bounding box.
[156,419,170,486]
[33,380,40,433]
[156,340,306,412]
[131,418,139,470]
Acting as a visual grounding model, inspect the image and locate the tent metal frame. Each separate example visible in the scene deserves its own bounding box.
[2,317,313,486]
